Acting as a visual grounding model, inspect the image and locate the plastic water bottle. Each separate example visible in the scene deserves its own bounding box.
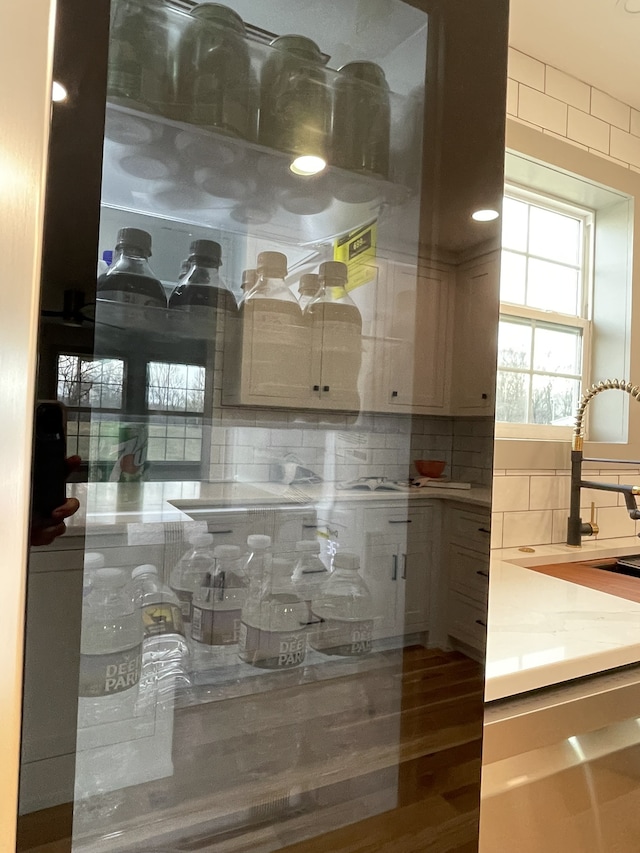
[191,545,247,651]
[83,552,105,600]
[239,558,307,669]
[77,568,143,726]
[309,552,373,656]
[291,539,330,624]
[170,532,216,623]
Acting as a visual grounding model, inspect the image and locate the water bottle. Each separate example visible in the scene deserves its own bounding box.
[130,564,190,698]
[239,558,307,669]
[83,552,105,600]
[191,545,247,649]
[170,532,216,623]
[77,568,143,726]
[309,552,373,656]
[291,540,330,624]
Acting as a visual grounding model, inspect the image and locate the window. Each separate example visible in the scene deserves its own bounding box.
[496,189,592,438]
[56,353,207,476]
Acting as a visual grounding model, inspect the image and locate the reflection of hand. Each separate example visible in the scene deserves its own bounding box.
[30,455,82,547]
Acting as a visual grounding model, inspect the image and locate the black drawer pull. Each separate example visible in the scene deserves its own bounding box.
[209,529,233,535]
[323,385,330,392]
[475,619,487,627]
[389,519,412,524]
[478,527,491,534]
[391,390,398,397]
[476,570,489,578]
[313,385,320,391]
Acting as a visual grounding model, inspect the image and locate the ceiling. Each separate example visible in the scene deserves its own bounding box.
[509,0,640,111]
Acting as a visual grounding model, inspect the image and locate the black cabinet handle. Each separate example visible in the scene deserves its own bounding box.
[209,529,233,535]
[478,527,491,534]
[313,385,320,391]
[323,385,330,392]
[475,619,487,627]
[401,553,407,580]
[476,570,489,578]
[391,390,398,397]
[481,393,488,399]
[392,554,398,581]
[389,519,412,524]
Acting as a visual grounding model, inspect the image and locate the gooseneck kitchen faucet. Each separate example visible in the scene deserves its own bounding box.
[567,379,640,546]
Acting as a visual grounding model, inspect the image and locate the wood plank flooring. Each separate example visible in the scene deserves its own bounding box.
[17,646,484,853]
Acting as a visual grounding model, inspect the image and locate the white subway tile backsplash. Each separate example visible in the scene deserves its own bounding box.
[609,126,640,169]
[491,513,504,549]
[591,89,630,131]
[502,510,553,548]
[567,107,609,152]
[507,77,518,116]
[595,505,638,539]
[491,475,530,512]
[529,475,570,511]
[545,67,590,112]
[543,129,589,151]
[631,108,640,138]
[518,86,567,134]
[508,48,545,91]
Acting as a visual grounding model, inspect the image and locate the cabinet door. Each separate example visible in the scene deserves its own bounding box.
[363,531,400,639]
[380,262,452,413]
[451,255,500,413]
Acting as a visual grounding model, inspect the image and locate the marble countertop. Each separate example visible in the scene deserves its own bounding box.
[63,480,491,532]
[486,536,640,702]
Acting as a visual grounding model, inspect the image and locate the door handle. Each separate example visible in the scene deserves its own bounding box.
[392,554,398,581]
[401,553,407,580]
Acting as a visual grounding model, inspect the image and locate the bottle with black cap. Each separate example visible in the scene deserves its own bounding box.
[97,228,166,308]
[169,239,237,314]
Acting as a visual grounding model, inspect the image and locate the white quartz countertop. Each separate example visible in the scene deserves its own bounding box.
[486,537,640,702]
[63,480,491,531]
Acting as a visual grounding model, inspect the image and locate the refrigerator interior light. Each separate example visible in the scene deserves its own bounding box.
[51,81,68,103]
[471,208,500,221]
[289,155,327,176]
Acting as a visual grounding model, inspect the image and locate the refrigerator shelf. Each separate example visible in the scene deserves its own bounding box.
[102,103,415,246]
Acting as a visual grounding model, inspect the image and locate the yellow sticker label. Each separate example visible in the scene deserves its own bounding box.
[333,221,377,291]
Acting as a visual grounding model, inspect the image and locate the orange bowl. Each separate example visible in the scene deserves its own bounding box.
[414,459,446,478]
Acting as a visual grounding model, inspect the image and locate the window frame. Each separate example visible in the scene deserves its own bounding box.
[495,184,595,440]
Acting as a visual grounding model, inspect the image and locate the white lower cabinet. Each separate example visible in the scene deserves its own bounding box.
[445,505,491,658]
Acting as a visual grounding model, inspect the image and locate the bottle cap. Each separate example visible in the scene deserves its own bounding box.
[241,269,258,291]
[193,533,214,547]
[191,3,245,33]
[295,540,321,552]
[116,227,153,257]
[131,564,159,580]
[84,552,105,571]
[214,545,242,559]
[337,61,389,88]
[270,34,323,62]
[256,251,288,278]
[319,261,348,284]
[189,239,222,267]
[93,568,127,587]
[298,274,319,296]
[247,534,271,549]
[333,552,360,570]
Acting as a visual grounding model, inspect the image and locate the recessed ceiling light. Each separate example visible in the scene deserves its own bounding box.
[290,155,327,176]
[52,81,68,103]
[472,208,500,222]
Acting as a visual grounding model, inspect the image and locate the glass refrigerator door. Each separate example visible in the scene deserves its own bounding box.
[19,0,508,850]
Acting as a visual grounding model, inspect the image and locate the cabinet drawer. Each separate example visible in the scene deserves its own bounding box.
[449,508,491,551]
[449,545,489,605]
[448,592,487,652]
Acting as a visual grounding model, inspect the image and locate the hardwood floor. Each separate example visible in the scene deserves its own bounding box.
[17,646,484,853]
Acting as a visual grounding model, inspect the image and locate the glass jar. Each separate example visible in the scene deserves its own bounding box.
[332,61,391,179]
[107,0,176,115]
[259,35,331,162]
[173,3,258,139]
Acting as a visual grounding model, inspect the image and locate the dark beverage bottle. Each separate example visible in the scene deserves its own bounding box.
[168,240,237,314]
[97,228,166,308]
